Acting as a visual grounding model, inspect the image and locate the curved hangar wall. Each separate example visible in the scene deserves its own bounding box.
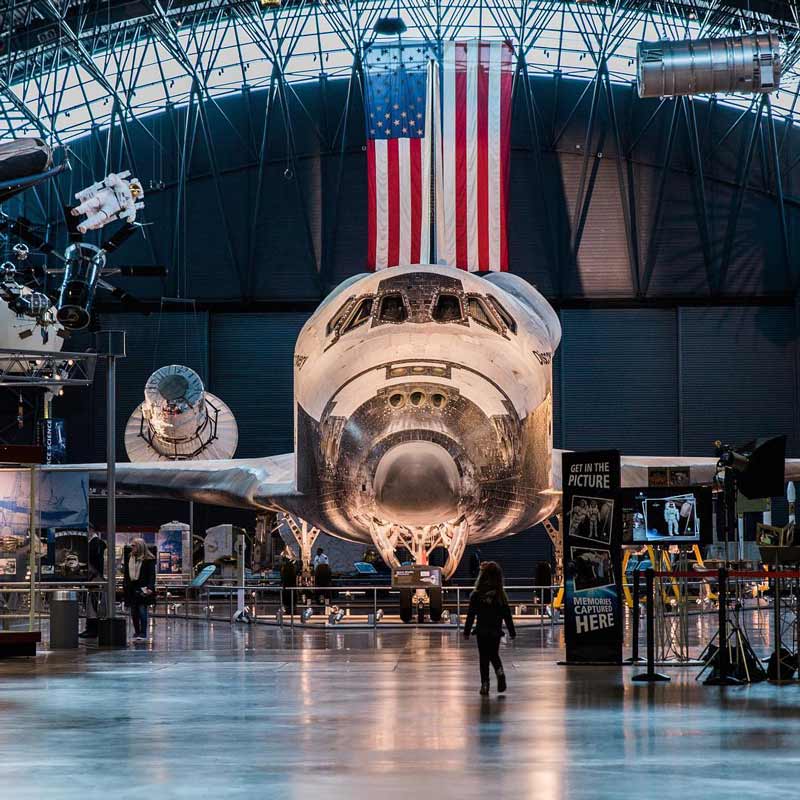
[16,71,799,304]
[11,73,797,483]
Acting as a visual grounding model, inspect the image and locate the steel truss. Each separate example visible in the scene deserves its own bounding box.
[2,0,799,299]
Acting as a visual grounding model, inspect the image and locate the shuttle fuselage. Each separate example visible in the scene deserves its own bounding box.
[286,265,562,556]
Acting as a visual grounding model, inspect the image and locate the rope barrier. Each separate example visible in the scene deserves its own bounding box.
[652,569,800,580]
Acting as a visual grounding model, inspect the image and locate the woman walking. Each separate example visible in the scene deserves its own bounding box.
[463,561,516,695]
[123,538,156,642]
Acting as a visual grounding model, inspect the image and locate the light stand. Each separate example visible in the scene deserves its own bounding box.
[699,437,786,685]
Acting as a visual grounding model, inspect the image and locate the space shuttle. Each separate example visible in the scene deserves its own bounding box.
[63,265,800,576]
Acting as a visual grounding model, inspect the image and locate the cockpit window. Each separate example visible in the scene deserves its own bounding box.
[487,296,517,334]
[326,297,354,336]
[378,293,408,323]
[432,293,464,323]
[341,297,373,333]
[467,295,501,333]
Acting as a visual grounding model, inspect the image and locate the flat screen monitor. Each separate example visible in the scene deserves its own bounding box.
[622,486,712,545]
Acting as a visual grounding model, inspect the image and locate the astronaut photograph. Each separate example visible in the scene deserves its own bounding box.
[568,496,614,544]
[570,547,615,591]
[640,494,699,541]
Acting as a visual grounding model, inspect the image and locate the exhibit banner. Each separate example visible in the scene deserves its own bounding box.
[0,469,88,530]
[562,450,623,665]
[36,419,67,464]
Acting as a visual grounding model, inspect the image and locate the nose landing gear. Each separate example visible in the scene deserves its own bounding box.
[370,518,468,623]
[368,518,470,581]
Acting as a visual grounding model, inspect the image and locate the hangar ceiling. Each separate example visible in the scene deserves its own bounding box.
[2,0,800,142]
[2,1,800,304]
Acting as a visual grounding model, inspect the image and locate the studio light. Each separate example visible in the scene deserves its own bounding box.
[715,435,786,500]
[637,32,780,98]
[373,16,407,36]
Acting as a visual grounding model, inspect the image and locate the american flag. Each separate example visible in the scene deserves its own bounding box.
[364,43,436,270]
[436,41,514,272]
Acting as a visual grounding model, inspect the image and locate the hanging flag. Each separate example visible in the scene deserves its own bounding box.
[364,43,436,270]
[436,40,514,272]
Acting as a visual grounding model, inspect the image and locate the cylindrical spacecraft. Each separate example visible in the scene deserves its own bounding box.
[637,33,780,98]
[125,364,238,461]
[0,138,52,182]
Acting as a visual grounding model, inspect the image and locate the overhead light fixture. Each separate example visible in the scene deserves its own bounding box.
[637,32,780,98]
[373,16,407,36]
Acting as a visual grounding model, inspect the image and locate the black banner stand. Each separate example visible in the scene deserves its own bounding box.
[561,450,623,665]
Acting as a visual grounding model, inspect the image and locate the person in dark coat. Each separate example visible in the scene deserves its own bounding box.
[123,538,156,642]
[463,560,516,695]
[80,528,107,638]
[280,552,297,613]
[469,548,482,581]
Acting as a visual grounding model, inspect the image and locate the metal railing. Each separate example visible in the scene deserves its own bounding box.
[150,582,564,630]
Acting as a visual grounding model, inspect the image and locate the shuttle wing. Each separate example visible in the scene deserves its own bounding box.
[552,450,800,491]
[49,453,299,511]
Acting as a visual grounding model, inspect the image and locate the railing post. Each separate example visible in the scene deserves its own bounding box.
[632,569,670,682]
[627,569,642,664]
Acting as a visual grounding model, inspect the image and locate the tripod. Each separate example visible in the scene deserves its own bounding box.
[698,469,765,685]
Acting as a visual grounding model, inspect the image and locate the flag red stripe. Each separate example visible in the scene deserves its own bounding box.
[409,138,422,264]
[366,139,377,269]
[455,43,468,270]
[386,137,400,268]
[499,44,512,271]
[477,43,490,271]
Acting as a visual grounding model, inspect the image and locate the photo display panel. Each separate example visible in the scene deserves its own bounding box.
[562,450,623,665]
[621,486,712,545]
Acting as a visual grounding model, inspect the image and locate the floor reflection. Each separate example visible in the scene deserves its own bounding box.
[0,619,799,798]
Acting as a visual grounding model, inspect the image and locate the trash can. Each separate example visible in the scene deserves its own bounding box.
[50,590,79,649]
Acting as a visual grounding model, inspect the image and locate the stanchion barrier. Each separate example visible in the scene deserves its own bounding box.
[632,569,670,683]
[625,569,642,665]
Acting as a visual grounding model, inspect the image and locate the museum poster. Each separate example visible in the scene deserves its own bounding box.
[562,450,623,665]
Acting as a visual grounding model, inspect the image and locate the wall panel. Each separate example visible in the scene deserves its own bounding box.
[209,312,311,457]
[679,306,798,456]
[560,308,679,455]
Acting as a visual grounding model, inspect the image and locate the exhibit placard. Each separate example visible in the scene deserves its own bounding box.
[391,565,442,589]
[562,450,623,665]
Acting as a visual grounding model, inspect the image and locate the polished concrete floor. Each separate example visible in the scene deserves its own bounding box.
[2,618,800,799]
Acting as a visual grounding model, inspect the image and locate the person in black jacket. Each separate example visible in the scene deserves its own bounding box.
[123,538,156,642]
[80,528,107,639]
[463,561,516,695]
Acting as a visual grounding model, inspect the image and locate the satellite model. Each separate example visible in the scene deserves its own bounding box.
[124,365,238,462]
[0,168,162,335]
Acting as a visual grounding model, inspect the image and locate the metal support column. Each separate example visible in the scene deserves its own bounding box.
[96,332,126,626]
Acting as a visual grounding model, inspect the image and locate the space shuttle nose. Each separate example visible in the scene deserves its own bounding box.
[373,441,461,526]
